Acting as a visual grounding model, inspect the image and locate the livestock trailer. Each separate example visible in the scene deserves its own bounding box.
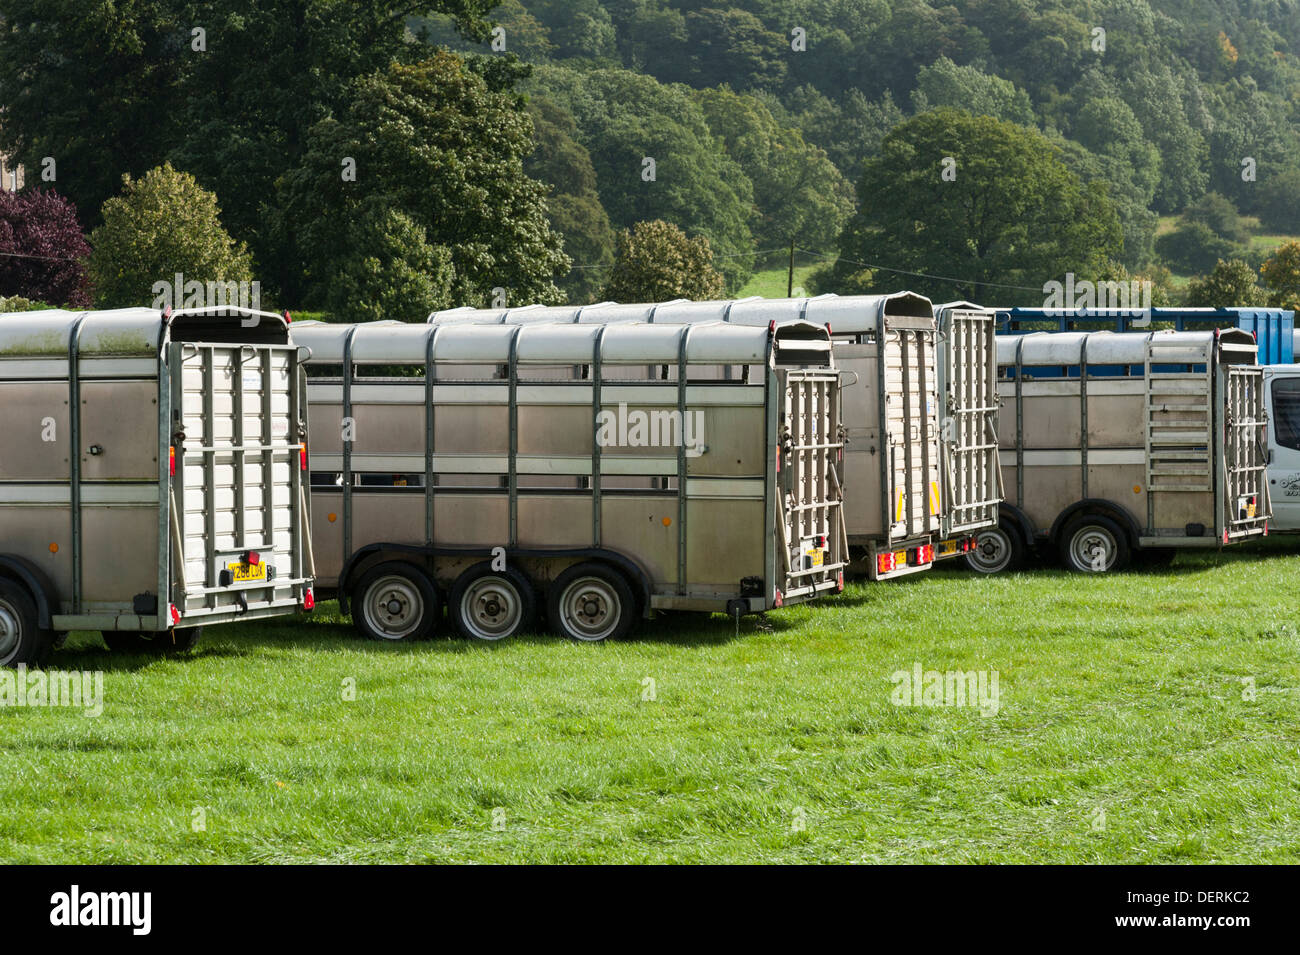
[999,306,1295,365]
[0,307,315,666]
[976,328,1270,573]
[292,319,846,642]
[427,293,998,578]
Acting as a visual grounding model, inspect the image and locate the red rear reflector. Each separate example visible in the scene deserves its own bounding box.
[877,552,896,574]
[1223,530,1229,544]
[775,445,780,473]
[283,309,292,324]
[246,551,260,566]
[169,446,176,476]
[303,588,315,611]
[836,571,844,592]
[169,604,181,625]
[300,447,308,471]
[773,588,783,608]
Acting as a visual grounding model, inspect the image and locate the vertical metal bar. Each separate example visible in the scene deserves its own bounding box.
[676,326,693,593]
[764,329,779,602]
[591,326,607,547]
[424,327,440,548]
[1080,335,1090,498]
[202,346,217,610]
[1014,335,1026,508]
[156,334,173,628]
[507,324,523,548]
[1144,333,1155,533]
[876,310,892,541]
[67,313,91,614]
[342,326,359,566]
[233,344,246,550]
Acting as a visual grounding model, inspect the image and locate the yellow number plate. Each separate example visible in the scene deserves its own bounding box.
[227,561,267,582]
[938,539,958,558]
[805,549,824,567]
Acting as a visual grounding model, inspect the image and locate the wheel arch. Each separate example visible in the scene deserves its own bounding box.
[1049,499,1142,548]
[997,503,1036,550]
[0,555,57,629]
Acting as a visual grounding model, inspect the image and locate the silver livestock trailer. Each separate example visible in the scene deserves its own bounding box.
[292,319,846,642]
[978,328,1269,573]
[426,293,999,579]
[0,307,315,665]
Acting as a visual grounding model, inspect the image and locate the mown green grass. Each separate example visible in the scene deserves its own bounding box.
[2,541,1299,864]
[738,263,821,299]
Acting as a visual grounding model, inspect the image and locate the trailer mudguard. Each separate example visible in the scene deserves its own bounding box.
[1048,499,1142,547]
[0,554,58,629]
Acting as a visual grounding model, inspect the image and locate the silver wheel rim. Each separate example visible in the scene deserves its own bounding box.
[559,576,621,642]
[460,576,523,641]
[362,575,424,640]
[0,598,21,665]
[1071,525,1117,572]
[969,529,1012,574]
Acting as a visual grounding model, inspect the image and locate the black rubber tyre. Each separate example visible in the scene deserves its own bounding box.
[168,627,204,652]
[0,579,53,667]
[962,523,1024,575]
[1059,515,1131,573]
[448,562,536,641]
[547,562,636,643]
[351,562,438,641]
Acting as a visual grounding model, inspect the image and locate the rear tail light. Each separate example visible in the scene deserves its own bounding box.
[303,587,315,611]
[913,544,934,564]
[877,552,896,575]
[775,444,780,473]
[283,309,292,324]
[300,446,308,471]
[245,551,260,566]
[169,604,181,626]
[169,446,176,476]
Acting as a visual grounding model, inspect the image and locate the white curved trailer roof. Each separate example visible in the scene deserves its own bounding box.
[426,292,934,332]
[0,306,291,359]
[996,329,1259,367]
[293,319,831,364]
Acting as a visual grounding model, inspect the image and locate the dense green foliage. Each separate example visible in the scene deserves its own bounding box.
[88,163,252,308]
[604,218,725,301]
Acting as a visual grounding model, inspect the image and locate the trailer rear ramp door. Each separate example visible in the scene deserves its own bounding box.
[172,330,311,621]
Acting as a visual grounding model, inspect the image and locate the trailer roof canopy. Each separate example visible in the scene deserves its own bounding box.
[997,328,1258,366]
[293,319,831,364]
[425,292,934,333]
[0,307,291,358]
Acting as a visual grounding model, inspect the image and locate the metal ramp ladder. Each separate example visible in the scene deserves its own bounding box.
[1143,338,1214,531]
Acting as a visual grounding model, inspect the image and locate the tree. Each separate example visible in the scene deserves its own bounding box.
[823,109,1123,304]
[0,189,92,307]
[283,54,569,310]
[1260,241,1300,312]
[1155,222,1240,275]
[1182,192,1249,243]
[694,87,855,262]
[1255,167,1300,235]
[0,1,497,300]
[88,163,252,308]
[320,204,455,323]
[604,220,725,303]
[910,58,1035,126]
[1185,259,1267,307]
[531,65,756,291]
[526,98,617,304]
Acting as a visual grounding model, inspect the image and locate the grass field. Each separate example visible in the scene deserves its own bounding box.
[738,263,822,299]
[3,541,1299,864]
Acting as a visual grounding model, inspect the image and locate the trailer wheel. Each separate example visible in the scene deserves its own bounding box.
[352,562,438,642]
[0,579,52,667]
[1060,515,1130,573]
[963,525,1023,574]
[449,563,536,641]
[548,562,636,643]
